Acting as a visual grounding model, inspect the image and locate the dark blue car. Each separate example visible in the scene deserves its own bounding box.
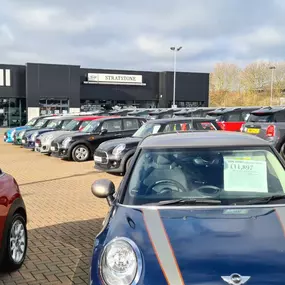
[90,131,285,285]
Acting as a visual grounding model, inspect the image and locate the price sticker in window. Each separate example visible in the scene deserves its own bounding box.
[224,156,268,192]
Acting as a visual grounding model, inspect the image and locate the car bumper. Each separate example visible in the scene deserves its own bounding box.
[4,134,13,143]
[22,140,35,149]
[50,144,70,159]
[36,143,51,154]
[13,137,23,145]
[94,152,124,173]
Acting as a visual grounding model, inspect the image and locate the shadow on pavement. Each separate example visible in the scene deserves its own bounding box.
[0,218,104,285]
[18,171,103,187]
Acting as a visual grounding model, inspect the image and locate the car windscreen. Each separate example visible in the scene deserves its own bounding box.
[26,118,38,126]
[47,120,61,128]
[81,120,100,133]
[123,147,285,206]
[247,113,274,123]
[34,119,48,128]
[132,123,161,138]
[64,120,80,131]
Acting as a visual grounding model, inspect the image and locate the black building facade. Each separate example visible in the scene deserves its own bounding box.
[0,62,209,127]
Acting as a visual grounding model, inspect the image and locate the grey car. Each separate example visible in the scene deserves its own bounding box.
[241,106,285,159]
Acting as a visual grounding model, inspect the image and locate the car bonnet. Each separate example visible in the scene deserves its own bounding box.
[94,204,285,285]
[98,136,142,151]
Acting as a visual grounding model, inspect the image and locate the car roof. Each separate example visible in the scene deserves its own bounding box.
[251,106,285,114]
[148,109,174,115]
[91,116,142,122]
[139,131,270,149]
[207,106,261,114]
[49,116,78,121]
[74,116,107,121]
[146,117,217,124]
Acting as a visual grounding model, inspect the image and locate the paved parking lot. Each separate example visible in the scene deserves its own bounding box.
[0,133,122,284]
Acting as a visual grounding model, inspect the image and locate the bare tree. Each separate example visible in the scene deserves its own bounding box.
[240,61,270,92]
[211,63,240,92]
[272,62,285,98]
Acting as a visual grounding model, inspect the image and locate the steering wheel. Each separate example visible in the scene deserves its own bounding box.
[194,185,222,198]
[146,179,187,195]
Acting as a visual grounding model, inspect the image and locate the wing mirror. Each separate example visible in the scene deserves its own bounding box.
[91,179,115,206]
[99,128,108,135]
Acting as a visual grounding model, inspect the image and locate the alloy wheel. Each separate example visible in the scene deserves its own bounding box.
[9,219,26,264]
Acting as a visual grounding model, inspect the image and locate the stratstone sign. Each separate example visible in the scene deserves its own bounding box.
[85,73,146,86]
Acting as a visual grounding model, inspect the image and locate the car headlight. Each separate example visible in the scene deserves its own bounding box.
[31,132,39,141]
[112,144,126,156]
[100,237,142,285]
[62,137,72,148]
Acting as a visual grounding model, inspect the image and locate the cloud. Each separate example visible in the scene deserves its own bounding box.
[0,0,284,72]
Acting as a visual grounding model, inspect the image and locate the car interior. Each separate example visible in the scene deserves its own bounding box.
[125,148,285,205]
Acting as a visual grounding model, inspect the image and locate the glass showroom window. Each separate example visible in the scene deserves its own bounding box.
[39,98,69,115]
[0,98,27,127]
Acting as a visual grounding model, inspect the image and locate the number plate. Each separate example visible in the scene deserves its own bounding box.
[35,143,39,147]
[246,128,260,134]
[51,146,55,151]
[22,139,26,144]
[94,156,102,163]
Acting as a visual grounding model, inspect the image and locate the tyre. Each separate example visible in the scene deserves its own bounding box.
[71,144,90,162]
[2,214,27,272]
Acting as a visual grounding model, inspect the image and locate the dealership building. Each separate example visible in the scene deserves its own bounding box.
[0,62,209,127]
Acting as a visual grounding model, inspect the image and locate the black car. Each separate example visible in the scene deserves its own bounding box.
[50,116,146,162]
[94,117,221,174]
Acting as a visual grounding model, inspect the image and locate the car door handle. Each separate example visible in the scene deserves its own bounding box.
[114,134,121,136]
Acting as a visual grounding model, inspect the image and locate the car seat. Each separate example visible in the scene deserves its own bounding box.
[143,153,189,193]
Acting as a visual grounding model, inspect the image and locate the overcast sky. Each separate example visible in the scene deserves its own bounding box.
[0,0,284,72]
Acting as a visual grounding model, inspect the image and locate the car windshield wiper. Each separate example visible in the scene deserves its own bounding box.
[233,194,285,205]
[145,198,222,206]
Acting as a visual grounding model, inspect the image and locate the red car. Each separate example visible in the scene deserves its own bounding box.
[207,107,262,131]
[0,169,27,271]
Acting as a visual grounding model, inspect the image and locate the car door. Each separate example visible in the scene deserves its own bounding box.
[94,119,124,146]
[122,118,141,137]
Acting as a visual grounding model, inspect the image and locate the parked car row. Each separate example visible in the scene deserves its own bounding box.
[3,105,285,166]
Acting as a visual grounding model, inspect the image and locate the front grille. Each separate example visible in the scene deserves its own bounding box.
[94,150,108,164]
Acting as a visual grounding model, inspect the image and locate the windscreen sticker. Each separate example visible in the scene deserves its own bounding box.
[223,156,268,192]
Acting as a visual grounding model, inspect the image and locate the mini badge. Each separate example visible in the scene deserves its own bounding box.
[221,273,251,285]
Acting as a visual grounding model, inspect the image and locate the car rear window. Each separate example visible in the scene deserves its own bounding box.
[194,121,219,130]
[247,113,274,123]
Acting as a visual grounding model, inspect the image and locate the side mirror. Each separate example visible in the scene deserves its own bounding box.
[100,128,108,135]
[91,179,115,206]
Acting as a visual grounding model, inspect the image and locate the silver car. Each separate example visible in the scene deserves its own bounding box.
[35,116,100,154]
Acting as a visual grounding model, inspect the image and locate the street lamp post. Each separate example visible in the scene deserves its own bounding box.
[170,46,182,108]
[270,66,276,106]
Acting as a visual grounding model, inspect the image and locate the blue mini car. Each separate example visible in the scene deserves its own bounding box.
[4,116,42,143]
[90,131,285,285]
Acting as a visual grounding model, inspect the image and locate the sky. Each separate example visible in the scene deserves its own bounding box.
[0,0,285,72]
